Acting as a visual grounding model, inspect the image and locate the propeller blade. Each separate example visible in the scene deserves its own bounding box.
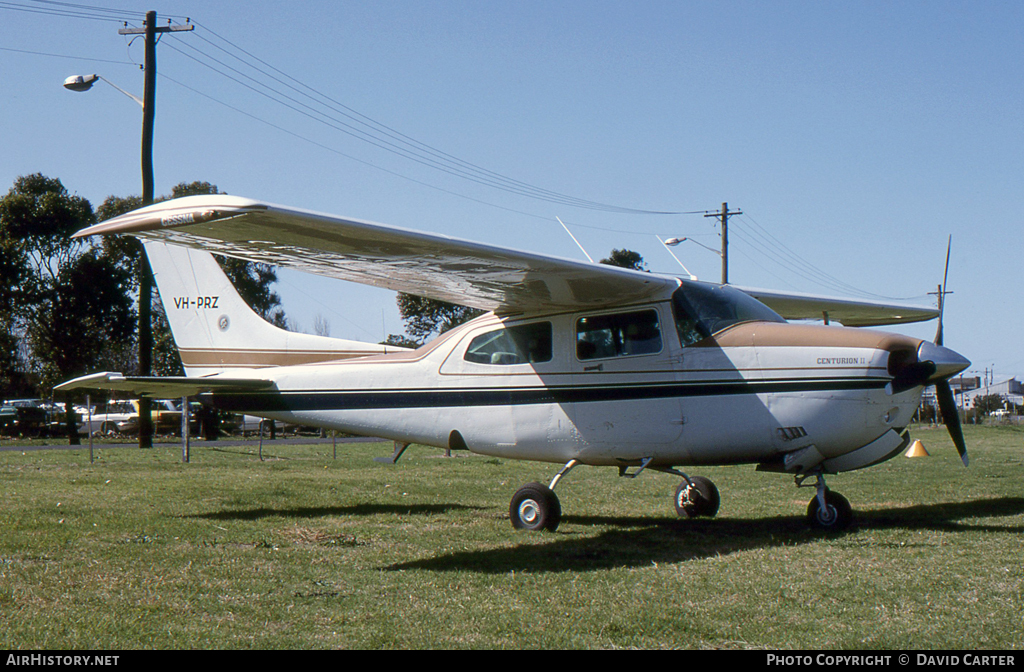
[935,379,968,467]
[935,235,951,346]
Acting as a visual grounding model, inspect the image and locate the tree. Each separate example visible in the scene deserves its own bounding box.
[0,174,136,440]
[600,248,647,271]
[970,394,1006,423]
[0,200,29,393]
[388,294,484,347]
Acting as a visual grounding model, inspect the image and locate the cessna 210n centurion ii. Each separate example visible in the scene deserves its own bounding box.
[59,195,970,533]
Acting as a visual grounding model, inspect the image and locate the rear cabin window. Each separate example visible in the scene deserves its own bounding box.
[463,322,553,365]
[576,309,662,360]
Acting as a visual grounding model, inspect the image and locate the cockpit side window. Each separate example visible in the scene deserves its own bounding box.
[464,322,553,365]
[576,309,662,360]
[672,282,785,344]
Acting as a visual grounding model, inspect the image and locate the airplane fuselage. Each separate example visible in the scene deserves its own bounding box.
[204,298,929,475]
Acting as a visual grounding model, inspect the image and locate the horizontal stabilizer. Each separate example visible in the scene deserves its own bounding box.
[55,372,275,398]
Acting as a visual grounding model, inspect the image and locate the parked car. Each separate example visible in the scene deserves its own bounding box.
[236,414,274,434]
[0,402,19,435]
[2,399,51,437]
[84,401,139,436]
[148,399,186,435]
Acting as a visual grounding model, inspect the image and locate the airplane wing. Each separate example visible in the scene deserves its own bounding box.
[74,195,678,314]
[74,195,939,326]
[55,372,276,398]
[738,286,939,327]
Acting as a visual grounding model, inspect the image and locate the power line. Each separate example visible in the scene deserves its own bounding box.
[185,25,649,214]
[734,213,875,296]
[28,0,187,22]
[163,36,611,210]
[159,21,688,216]
[0,0,138,22]
[3,3,703,218]
[157,71,565,224]
[730,213,927,301]
[0,45,133,64]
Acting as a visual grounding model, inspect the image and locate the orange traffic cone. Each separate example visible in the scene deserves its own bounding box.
[905,439,930,458]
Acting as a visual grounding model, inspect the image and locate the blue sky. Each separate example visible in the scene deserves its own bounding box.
[2,1,1022,382]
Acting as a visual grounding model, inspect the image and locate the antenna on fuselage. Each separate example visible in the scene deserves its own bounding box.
[556,217,595,263]
[656,235,698,281]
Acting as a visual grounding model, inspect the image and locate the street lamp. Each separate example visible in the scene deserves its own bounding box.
[63,74,143,107]
[663,236,723,257]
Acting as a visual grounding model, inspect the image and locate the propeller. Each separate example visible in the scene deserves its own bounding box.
[933,236,969,467]
[887,236,968,466]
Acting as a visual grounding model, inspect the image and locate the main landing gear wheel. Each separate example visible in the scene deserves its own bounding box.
[674,476,720,518]
[510,482,562,532]
[806,489,853,531]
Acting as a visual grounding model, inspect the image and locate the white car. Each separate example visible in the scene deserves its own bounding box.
[82,401,139,436]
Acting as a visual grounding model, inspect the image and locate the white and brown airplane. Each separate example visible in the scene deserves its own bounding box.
[58,195,970,532]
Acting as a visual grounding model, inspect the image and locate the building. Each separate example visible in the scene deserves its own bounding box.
[960,377,1023,411]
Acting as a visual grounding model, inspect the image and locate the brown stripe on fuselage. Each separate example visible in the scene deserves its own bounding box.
[178,348,382,368]
[704,322,923,352]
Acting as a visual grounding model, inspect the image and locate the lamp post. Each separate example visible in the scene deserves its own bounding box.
[663,236,724,283]
[62,74,143,106]
[64,70,154,447]
[64,12,193,448]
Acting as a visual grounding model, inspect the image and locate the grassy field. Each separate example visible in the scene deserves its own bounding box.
[0,425,1021,649]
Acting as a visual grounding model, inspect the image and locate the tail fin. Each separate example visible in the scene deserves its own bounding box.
[144,240,392,376]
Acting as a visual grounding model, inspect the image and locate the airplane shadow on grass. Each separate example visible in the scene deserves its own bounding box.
[184,503,487,521]
[386,496,1024,574]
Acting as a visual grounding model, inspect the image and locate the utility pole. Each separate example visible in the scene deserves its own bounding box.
[704,202,742,284]
[118,11,193,448]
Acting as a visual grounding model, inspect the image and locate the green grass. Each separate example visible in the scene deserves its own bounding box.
[1,425,1022,649]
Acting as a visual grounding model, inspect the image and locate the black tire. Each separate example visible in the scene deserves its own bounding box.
[674,476,720,518]
[806,490,853,531]
[100,422,117,436]
[510,482,561,532]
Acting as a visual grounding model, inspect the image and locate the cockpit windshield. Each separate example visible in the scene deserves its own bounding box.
[672,281,786,346]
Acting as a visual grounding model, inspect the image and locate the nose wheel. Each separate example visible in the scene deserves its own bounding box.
[799,472,853,531]
[806,489,852,531]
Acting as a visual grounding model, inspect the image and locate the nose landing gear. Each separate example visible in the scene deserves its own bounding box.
[798,471,853,531]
